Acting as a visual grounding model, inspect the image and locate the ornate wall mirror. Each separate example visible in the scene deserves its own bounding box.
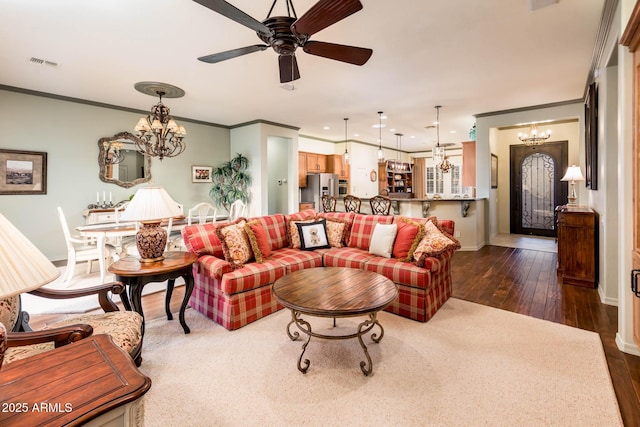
[98,132,151,188]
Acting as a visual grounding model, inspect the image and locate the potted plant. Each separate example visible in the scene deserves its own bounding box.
[209,153,251,212]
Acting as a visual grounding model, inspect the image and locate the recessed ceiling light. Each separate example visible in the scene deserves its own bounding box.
[449,130,457,134]
[372,124,386,129]
[410,135,416,138]
[353,133,359,137]
[389,128,396,132]
[323,126,330,130]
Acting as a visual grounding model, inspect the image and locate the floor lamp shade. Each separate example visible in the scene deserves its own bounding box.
[0,213,60,299]
[119,186,182,262]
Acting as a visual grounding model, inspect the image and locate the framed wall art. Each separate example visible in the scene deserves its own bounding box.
[0,149,47,195]
[491,154,498,189]
[192,165,212,183]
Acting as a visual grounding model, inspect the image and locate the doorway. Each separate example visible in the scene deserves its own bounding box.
[510,141,568,237]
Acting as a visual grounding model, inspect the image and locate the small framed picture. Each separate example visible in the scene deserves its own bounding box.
[491,154,498,189]
[192,166,212,183]
[0,149,47,195]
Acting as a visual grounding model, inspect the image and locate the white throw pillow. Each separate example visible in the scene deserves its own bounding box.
[368,223,398,258]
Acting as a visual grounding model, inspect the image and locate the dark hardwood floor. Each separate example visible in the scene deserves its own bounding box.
[28,245,640,425]
[451,245,640,427]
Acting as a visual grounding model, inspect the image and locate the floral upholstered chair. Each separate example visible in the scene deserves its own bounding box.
[0,282,143,367]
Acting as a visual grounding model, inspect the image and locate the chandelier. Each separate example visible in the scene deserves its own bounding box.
[342,118,350,165]
[377,111,385,162]
[133,82,187,161]
[518,124,551,146]
[432,105,452,173]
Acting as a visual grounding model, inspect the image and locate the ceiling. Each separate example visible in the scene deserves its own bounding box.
[0,0,606,152]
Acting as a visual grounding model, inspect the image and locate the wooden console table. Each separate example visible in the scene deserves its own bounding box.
[0,334,151,426]
[556,205,599,288]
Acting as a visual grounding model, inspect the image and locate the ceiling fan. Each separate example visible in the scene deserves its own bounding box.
[194,0,373,83]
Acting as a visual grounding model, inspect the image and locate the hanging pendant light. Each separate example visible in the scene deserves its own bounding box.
[342,118,350,165]
[432,105,452,173]
[377,111,385,162]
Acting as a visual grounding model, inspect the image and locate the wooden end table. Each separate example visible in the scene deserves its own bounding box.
[272,267,398,376]
[108,251,198,335]
[0,334,151,426]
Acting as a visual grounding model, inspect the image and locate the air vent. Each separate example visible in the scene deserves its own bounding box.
[28,57,58,67]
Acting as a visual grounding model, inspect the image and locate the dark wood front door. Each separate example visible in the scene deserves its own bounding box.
[510,141,568,237]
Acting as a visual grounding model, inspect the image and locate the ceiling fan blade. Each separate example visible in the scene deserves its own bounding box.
[279,55,300,83]
[198,45,268,64]
[193,0,272,36]
[302,41,372,65]
[292,0,362,37]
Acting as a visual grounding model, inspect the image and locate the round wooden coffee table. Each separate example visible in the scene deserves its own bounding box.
[272,267,398,376]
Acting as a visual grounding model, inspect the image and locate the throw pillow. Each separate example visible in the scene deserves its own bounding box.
[323,218,348,248]
[244,221,271,263]
[181,222,227,258]
[296,219,331,250]
[215,219,253,268]
[288,218,316,249]
[413,221,461,266]
[368,223,398,258]
[392,216,425,261]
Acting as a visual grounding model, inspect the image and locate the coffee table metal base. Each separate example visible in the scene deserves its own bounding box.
[285,310,385,376]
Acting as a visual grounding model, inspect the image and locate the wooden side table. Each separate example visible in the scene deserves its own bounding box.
[556,205,599,288]
[109,251,198,334]
[0,334,151,427]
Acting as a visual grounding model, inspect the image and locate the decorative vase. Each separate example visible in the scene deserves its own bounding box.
[136,221,167,262]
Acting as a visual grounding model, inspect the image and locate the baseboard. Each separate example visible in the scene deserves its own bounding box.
[598,287,618,306]
[460,242,486,251]
[615,333,640,356]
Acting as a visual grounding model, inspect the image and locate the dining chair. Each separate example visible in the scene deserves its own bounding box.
[187,202,217,225]
[321,195,337,212]
[57,207,114,283]
[228,200,246,222]
[369,195,392,215]
[0,281,143,366]
[343,195,361,213]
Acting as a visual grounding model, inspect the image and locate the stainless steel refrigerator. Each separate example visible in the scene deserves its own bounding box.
[300,173,339,212]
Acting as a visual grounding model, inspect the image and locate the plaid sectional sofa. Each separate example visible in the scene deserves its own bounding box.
[182,209,457,331]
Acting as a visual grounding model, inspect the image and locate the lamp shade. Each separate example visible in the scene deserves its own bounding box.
[119,186,182,222]
[0,213,59,299]
[561,165,585,182]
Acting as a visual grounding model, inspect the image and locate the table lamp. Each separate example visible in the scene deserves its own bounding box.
[119,186,182,263]
[561,165,585,206]
[0,213,60,334]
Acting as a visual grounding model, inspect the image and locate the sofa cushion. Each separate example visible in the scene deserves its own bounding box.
[182,222,229,258]
[244,220,271,262]
[216,219,253,268]
[288,219,317,249]
[392,216,425,261]
[368,223,398,258]
[196,255,234,279]
[348,213,394,250]
[413,221,461,266]
[321,247,376,270]
[324,218,348,248]
[248,213,288,251]
[220,260,286,295]
[297,219,331,250]
[317,211,355,244]
[364,257,432,289]
[270,247,323,273]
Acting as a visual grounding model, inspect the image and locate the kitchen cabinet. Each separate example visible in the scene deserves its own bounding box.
[327,155,350,179]
[305,152,327,173]
[299,152,307,187]
[379,160,413,197]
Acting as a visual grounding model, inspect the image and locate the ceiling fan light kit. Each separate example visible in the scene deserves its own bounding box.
[194,0,373,83]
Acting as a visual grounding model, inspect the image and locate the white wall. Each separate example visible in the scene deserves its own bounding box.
[267,136,289,214]
[0,89,229,260]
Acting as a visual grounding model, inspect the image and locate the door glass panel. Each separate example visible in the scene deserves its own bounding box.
[521,153,555,230]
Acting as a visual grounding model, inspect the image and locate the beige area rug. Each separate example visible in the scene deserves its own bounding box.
[140,298,621,427]
[21,264,183,314]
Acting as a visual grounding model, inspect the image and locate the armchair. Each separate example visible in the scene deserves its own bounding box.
[1,281,143,366]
